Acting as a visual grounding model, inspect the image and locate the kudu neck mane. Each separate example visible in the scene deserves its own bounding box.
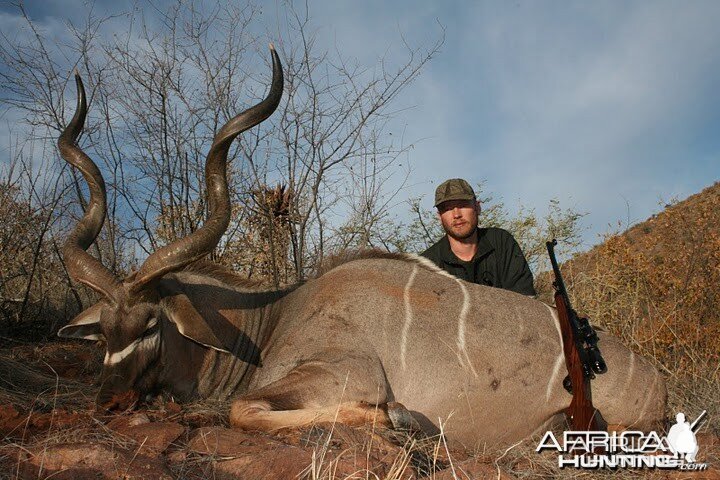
[313,249,443,278]
[178,260,295,292]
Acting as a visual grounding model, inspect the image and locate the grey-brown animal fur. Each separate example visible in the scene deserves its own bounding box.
[313,249,439,277]
[57,47,666,449]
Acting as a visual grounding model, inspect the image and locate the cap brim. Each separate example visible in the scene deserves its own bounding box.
[434,194,476,208]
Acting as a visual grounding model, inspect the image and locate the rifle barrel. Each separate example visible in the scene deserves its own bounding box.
[546,239,567,295]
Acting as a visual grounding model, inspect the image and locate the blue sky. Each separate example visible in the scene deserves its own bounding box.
[2,0,719,249]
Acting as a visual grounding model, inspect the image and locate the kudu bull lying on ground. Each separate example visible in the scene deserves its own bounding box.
[57,46,666,447]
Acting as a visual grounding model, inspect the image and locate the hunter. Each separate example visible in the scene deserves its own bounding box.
[421,178,536,296]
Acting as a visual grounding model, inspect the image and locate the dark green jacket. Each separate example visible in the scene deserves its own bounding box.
[420,227,536,296]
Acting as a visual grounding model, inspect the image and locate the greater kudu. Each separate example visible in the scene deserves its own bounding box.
[57,46,666,448]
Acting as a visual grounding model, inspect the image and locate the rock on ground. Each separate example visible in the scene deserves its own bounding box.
[107,413,185,455]
[14,442,173,479]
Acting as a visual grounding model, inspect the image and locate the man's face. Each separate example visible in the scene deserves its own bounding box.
[437,199,479,240]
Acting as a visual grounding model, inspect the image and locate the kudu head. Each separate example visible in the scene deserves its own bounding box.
[57,46,283,409]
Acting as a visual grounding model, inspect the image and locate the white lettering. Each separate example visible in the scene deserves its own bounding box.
[536,431,561,452]
[539,428,707,471]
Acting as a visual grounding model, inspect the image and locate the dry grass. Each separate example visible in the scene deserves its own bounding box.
[0,355,95,412]
[298,420,455,480]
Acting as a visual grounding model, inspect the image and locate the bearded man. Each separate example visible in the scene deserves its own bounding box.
[420,178,536,296]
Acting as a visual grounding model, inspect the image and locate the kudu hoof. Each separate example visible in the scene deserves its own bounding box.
[386,401,422,432]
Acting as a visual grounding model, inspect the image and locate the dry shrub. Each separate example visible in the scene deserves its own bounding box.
[154,184,295,287]
[0,186,68,340]
[221,184,295,285]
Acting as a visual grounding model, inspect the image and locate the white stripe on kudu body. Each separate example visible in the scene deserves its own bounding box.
[453,277,478,377]
[544,303,565,401]
[400,265,418,370]
[398,256,479,376]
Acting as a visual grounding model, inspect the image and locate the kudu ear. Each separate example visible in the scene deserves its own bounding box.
[57,301,105,341]
[159,285,231,354]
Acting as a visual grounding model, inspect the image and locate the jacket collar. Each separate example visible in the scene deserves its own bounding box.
[438,228,494,265]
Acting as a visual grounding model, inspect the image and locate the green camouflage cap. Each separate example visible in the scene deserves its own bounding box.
[434,178,476,207]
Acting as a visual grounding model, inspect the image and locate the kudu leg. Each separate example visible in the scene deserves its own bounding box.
[229,361,394,431]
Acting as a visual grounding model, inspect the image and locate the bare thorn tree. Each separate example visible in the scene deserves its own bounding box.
[1,0,443,302]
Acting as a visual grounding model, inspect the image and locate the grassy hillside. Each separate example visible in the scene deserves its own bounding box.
[539,181,720,432]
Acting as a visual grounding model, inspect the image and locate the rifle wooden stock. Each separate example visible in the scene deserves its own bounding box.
[554,290,604,431]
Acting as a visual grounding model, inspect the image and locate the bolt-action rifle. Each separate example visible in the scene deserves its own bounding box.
[547,239,608,431]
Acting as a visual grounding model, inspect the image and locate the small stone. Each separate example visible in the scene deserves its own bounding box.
[107,412,150,431]
[166,450,188,464]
